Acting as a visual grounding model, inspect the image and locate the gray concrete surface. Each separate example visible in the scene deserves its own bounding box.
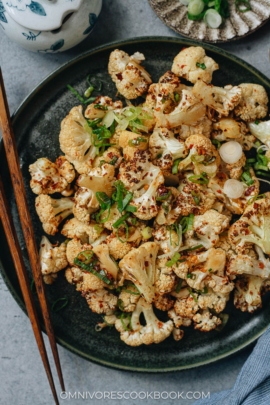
[0,1,270,404]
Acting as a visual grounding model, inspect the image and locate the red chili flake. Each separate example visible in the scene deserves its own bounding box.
[254,203,258,209]
[181,65,186,69]
[116,73,123,81]
[189,144,194,149]
[244,229,250,235]
[217,190,222,194]
[259,262,265,269]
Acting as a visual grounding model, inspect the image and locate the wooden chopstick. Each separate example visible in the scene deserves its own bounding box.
[0,68,65,392]
[0,175,60,405]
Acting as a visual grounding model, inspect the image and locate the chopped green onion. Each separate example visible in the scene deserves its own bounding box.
[102,317,114,327]
[131,218,137,226]
[94,224,103,234]
[235,0,251,12]
[241,169,254,186]
[196,62,206,70]
[113,213,130,229]
[180,217,188,233]
[84,86,94,98]
[246,158,256,163]
[191,155,205,164]
[184,244,204,251]
[203,8,222,28]
[174,93,180,103]
[121,192,133,212]
[208,268,213,272]
[157,153,162,159]
[142,227,152,240]
[77,250,94,264]
[256,171,270,178]
[196,287,208,294]
[110,119,116,134]
[121,312,132,331]
[189,172,209,185]
[67,84,86,103]
[166,252,181,267]
[188,214,194,230]
[116,221,129,243]
[172,158,181,174]
[169,223,181,247]
[128,137,148,147]
[156,190,172,201]
[254,163,268,172]
[96,192,111,210]
[122,283,140,295]
[175,279,183,293]
[31,279,37,295]
[191,191,201,206]
[117,299,124,311]
[74,256,111,285]
[202,156,216,166]
[94,105,108,110]
[188,288,198,302]
[188,0,205,15]
[211,139,221,149]
[187,273,196,280]
[87,74,102,91]
[255,119,259,125]
[51,298,69,313]
[125,205,137,212]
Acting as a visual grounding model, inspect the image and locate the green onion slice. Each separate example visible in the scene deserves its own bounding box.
[188,214,194,230]
[74,256,111,285]
[113,213,130,228]
[211,139,221,149]
[191,191,201,206]
[51,297,69,313]
[189,172,209,184]
[188,288,198,302]
[172,158,181,174]
[156,190,172,201]
[116,221,129,243]
[166,252,181,267]
[196,62,206,70]
[128,137,148,147]
[87,74,102,91]
[235,0,251,12]
[175,279,183,294]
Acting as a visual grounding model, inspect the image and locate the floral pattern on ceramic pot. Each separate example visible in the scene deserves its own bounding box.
[6,0,46,15]
[0,0,7,24]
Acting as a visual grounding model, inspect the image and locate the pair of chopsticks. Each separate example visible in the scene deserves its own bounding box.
[0,69,64,404]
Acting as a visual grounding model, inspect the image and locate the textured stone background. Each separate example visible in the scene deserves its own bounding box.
[0,1,270,404]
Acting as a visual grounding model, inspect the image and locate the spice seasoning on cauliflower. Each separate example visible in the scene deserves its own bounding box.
[29,45,270,347]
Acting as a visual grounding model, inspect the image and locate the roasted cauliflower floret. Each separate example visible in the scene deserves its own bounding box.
[212,119,255,151]
[172,328,184,341]
[192,80,242,116]
[39,236,68,282]
[85,96,122,120]
[168,308,192,328]
[149,127,188,173]
[85,289,118,314]
[165,178,216,222]
[66,266,106,292]
[118,285,140,312]
[153,226,182,255]
[234,275,264,313]
[235,83,268,122]
[249,120,270,148]
[99,203,122,231]
[61,218,102,244]
[193,309,222,331]
[105,233,132,260]
[118,130,149,161]
[185,209,230,249]
[228,195,270,255]
[225,152,246,180]
[115,297,173,346]
[29,156,75,195]
[227,246,270,279]
[66,238,92,266]
[108,50,152,99]
[175,117,212,140]
[59,106,98,174]
[154,187,181,226]
[35,195,74,235]
[172,46,218,84]
[119,150,164,220]
[155,257,177,294]
[174,290,199,318]
[73,164,115,223]
[156,89,206,129]
[119,242,159,303]
[92,243,119,281]
[93,146,123,169]
[197,288,229,313]
[154,293,174,311]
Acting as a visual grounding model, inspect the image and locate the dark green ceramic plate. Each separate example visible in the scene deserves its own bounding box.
[1,37,270,372]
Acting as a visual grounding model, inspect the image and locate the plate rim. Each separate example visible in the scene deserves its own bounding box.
[147,0,270,44]
[1,36,270,372]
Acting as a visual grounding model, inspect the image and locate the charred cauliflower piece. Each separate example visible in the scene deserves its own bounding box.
[73,164,115,223]
[175,117,212,140]
[115,297,173,346]
[228,195,270,255]
[59,106,97,174]
[197,288,229,314]
[192,80,242,116]
[174,290,199,318]
[235,83,268,122]
[234,275,264,313]
[119,242,159,303]
[212,119,255,151]
[118,130,149,161]
[119,150,164,220]
[93,146,123,169]
[105,233,132,260]
[168,308,192,328]
[227,246,270,279]
[66,266,106,292]
[29,156,75,195]
[62,218,103,244]
[225,152,246,180]
[118,286,140,312]
[193,309,222,331]
[85,289,118,314]
[172,46,218,84]
[108,50,152,99]
[185,209,230,249]
[39,236,68,283]
[85,96,122,120]
[149,127,188,174]
[35,195,74,235]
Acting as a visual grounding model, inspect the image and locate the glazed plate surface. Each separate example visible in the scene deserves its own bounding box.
[148,0,270,43]
[1,37,270,372]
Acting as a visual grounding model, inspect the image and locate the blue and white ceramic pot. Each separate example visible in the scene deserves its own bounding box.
[0,0,102,52]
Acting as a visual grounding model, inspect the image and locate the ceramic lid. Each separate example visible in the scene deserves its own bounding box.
[4,0,83,31]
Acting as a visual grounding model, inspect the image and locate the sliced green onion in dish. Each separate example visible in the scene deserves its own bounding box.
[77,250,94,264]
[175,279,183,294]
[94,104,108,110]
[211,139,221,149]
[74,255,112,285]
[188,288,198,302]
[94,224,103,234]
[156,190,172,201]
[235,0,251,12]
[121,312,132,331]
[112,213,130,228]
[191,191,201,206]
[256,171,270,178]
[188,0,205,15]
[204,9,222,28]
[172,158,182,174]
[187,273,196,280]
[196,287,208,294]
[66,85,95,104]
[122,283,140,295]
[174,92,180,103]
[254,163,269,172]
[117,299,124,311]
[189,172,209,185]
[95,192,111,210]
[142,226,152,240]
[169,223,181,248]
[255,119,260,125]
[51,297,69,313]
[87,74,103,92]
[191,154,205,164]
[241,169,254,186]
[188,213,194,230]
[216,313,229,332]
[166,252,181,267]
[248,194,266,205]
[184,244,204,252]
[196,62,206,70]
[116,221,129,243]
